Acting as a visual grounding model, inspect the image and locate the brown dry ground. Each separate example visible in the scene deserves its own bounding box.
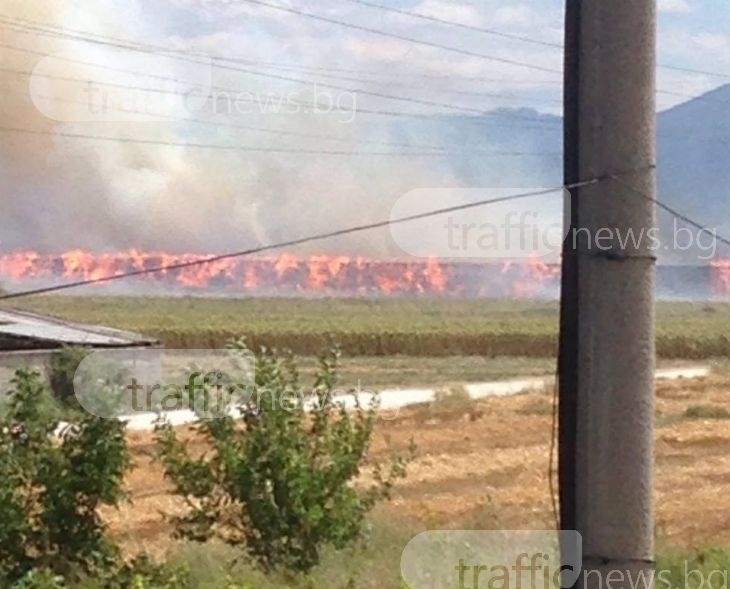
[105,371,730,557]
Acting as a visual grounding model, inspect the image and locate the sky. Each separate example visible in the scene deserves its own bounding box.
[56,0,730,114]
[1,0,728,256]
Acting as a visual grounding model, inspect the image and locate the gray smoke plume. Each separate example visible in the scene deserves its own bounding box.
[1,1,555,259]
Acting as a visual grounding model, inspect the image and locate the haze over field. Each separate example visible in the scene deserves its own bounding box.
[1,0,729,263]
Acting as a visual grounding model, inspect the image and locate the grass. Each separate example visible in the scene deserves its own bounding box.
[0,354,556,393]
[0,349,708,400]
[413,385,485,422]
[303,356,555,388]
[168,516,415,589]
[61,520,730,589]
[683,405,730,420]
[8,296,730,358]
[9,296,560,356]
[25,539,730,588]
[173,539,730,589]
[657,547,730,589]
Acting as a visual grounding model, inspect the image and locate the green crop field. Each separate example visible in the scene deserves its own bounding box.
[7,296,730,359]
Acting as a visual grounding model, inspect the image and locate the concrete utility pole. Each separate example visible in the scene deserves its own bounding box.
[559,1,657,587]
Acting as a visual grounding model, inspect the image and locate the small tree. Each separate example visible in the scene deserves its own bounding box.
[48,347,89,410]
[156,341,413,573]
[0,369,130,583]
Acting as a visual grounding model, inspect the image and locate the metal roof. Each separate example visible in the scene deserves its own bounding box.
[0,308,158,349]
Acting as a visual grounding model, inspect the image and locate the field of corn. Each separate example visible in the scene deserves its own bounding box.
[10,296,730,358]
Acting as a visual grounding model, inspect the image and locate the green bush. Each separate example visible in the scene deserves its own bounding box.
[48,347,90,409]
[0,370,129,580]
[0,369,193,588]
[0,369,130,582]
[156,341,414,573]
[11,569,66,589]
[95,556,190,589]
[11,557,190,589]
[47,347,134,419]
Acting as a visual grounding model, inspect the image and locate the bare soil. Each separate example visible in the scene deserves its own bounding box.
[105,372,730,556]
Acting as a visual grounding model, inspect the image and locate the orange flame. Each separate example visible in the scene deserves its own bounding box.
[0,250,565,298]
[711,260,730,298]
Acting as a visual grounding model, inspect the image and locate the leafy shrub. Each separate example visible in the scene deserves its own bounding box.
[48,347,135,420]
[156,341,414,573]
[11,558,190,589]
[0,369,130,583]
[95,556,191,589]
[11,569,66,589]
[48,347,90,409]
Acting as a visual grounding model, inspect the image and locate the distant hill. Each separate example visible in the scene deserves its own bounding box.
[658,84,730,233]
[366,86,730,263]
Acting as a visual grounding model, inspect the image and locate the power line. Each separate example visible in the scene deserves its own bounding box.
[9,65,547,154]
[2,169,719,303]
[0,37,671,109]
[0,20,562,126]
[0,179,602,301]
[0,21,487,117]
[5,41,701,129]
[2,22,713,115]
[1,43,560,128]
[9,9,560,84]
[1,42,197,91]
[11,8,725,83]
[228,0,563,75]
[341,0,563,49]
[24,91,560,156]
[201,58,562,104]
[1,39,563,100]
[0,124,560,158]
[7,52,720,148]
[19,90,521,155]
[0,44,707,121]
[341,0,730,80]
[169,58,515,117]
[218,60,562,85]
[4,45,715,141]
[658,63,730,81]
[1,65,189,96]
[334,1,730,81]
[10,84,559,155]
[4,11,730,86]
[0,18,562,86]
[611,175,730,249]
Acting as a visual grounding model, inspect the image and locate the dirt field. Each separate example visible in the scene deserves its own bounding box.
[106,370,730,557]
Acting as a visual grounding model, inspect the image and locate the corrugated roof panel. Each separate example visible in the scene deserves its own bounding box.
[0,308,158,348]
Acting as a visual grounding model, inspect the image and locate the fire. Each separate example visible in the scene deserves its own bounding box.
[275,254,300,277]
[502,257,561,299]
[712,260,730,298]
[0,249,564,298]
[6,251,728,299]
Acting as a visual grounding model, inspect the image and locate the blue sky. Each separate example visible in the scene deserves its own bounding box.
[3,0,728,254]
[58,0,730,116]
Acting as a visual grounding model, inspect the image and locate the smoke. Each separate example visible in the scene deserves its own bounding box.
[1,2,59,176]
[0,1,552,258]
[0,0,142,251]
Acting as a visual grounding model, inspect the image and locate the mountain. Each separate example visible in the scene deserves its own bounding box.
[658,84,730,230]
[367,85,730,263]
